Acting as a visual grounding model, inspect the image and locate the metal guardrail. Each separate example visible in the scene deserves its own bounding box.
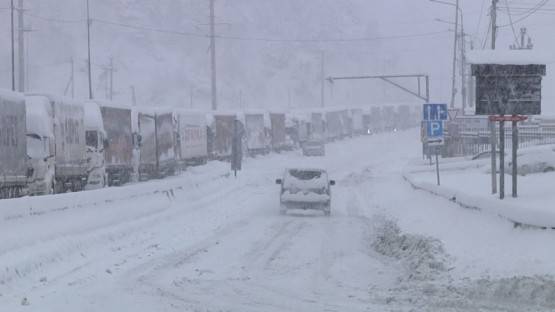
[443,119,555,157]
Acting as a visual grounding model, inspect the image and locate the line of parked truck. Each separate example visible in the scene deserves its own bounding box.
[0,88,420,199]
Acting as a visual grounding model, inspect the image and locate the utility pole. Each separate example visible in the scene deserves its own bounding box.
[130,85,137,106]
[491,0,498,50]
[449,0,460,108]
[209,0,218,111]
[17,0,25,92]
[190,85,194,109]
[109,57,114,100]
[10,0,15,91]
[321,51,325,107]
[71,57,75,98]
[490,0,498,195]
[86,0,93,99]
[460,14,467,114]
[64,57,75,98]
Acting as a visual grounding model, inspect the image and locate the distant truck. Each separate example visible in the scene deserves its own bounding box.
[270,112,289,151]
[26,94,89,193]
[175,110,208,167]
[99,102,134,186]
[311,112,326,141]
[397,105,411,130]
[351,109,364,135]
[137,109,176,180]
[244,112,269,156]
[370,107,384,133]
[0,90,29,199]
[339,110,353,137]
[325,111,343,141]
[83,102,107,190]
[210,113,235,160]
[383,106,396,131]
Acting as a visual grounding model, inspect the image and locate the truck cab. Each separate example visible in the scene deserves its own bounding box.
[83,102,107,190]
[24,96,55,196]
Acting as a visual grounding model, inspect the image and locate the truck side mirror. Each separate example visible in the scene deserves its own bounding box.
[103,138,110,149]
[329,180,336,186]
[275,179,282,185]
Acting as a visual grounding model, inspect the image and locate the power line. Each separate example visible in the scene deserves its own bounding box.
[476,0,488,36]
[504,0,523,46]
[498,0,550,26]
[23,12,84,23]
[26,14,451,44]
[93,18,205,38]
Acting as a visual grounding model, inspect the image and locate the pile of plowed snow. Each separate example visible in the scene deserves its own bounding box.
[370,216,555,311]
[371,215,450,281]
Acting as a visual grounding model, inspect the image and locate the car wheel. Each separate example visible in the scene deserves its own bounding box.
[544,167,555,173]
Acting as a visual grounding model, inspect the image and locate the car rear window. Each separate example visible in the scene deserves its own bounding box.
[288,169,322,180]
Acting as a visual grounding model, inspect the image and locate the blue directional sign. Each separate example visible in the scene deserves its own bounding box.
[423,104,448,121]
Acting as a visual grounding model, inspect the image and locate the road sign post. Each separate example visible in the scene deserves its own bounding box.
[423,104,448,186]
[473,62,545,200]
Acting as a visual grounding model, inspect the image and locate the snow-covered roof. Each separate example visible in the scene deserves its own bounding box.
[25,96,54,138]
[90,99,132,110]
[467,50,550,65]
[83,102,105,132]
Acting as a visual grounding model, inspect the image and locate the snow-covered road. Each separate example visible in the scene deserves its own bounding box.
[2,130,555,312]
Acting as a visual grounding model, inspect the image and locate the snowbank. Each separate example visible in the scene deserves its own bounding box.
[404,160,555,228]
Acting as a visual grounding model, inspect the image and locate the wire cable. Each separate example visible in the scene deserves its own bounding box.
[499,0,550,27]
[504,0,524,46]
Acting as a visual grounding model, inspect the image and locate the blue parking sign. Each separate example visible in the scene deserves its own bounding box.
[427,121,444,138]
[423,104,448,121]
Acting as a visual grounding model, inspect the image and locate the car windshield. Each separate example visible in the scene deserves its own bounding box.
[3,3,555,312]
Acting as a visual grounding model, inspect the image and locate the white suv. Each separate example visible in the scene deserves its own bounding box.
[276,168,335,216]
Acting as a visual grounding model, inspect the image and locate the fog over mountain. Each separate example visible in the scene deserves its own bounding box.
[1,0,554,112]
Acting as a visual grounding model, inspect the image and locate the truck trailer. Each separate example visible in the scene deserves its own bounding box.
[99,102,134,186]
[0,90,28,198]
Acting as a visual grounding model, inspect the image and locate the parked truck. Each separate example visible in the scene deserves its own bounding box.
[26,94,88,193]
[210,113,235,160]
[244,112,269,156]
[325,110,343,141]
[25,95,55,196]
[156,111,177,177]
[397,105,411,130]
[99,102,134,186]
[339,109,353,137]
[137,109,176,180]
[175,110,208,167]
[351,108,364,135]
[311,112,326,141]
[369,106,384,133]
[0,90,29,199]
[270,112,289,151]
[83,102,106,190]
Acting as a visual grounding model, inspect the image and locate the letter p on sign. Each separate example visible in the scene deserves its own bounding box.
[427,121,443,138]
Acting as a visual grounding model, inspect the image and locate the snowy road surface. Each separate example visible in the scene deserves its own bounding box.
[2,130,555,311]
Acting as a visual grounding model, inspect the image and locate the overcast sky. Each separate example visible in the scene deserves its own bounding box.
[1,0,554,111]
